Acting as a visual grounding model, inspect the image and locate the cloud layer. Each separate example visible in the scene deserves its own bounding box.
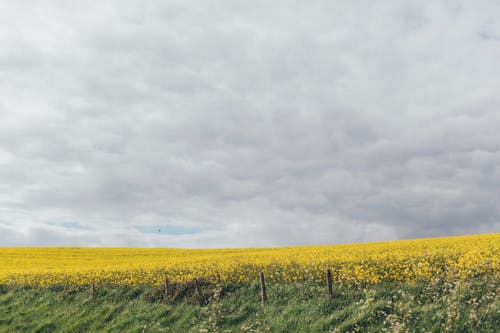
[1,1,499,247]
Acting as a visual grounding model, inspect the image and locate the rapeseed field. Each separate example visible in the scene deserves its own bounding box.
[0,233,498,287]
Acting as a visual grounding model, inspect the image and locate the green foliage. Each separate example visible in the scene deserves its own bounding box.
[0,275,498,332]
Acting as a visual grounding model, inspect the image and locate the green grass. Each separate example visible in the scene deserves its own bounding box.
[0,275,498,332]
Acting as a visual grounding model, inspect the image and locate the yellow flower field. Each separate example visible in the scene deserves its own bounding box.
[0,233,498,287]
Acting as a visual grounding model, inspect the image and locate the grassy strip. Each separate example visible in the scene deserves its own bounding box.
[0,275,498,333]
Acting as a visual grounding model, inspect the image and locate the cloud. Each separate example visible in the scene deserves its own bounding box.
[0,1,499,247]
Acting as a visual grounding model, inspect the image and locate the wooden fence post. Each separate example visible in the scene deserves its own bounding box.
[259,272,267,304]
[193,278,203,304]
[60,279,69,301]
[326,268,333,298]
[164,276,169,300]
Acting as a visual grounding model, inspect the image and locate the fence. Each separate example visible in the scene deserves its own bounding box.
[87,268,336,305]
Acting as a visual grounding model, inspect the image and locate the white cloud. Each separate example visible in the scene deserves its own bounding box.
[0,0,499,247]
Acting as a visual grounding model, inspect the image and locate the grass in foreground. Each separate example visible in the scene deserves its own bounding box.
[1,274,498,333]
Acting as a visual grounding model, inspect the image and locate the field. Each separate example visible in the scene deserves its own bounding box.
[1,234,498,287]
[0,233,499,332]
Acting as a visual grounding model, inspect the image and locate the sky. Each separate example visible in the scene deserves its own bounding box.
[1,0,499,247]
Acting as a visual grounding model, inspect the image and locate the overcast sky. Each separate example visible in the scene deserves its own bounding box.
[1,1,499,247]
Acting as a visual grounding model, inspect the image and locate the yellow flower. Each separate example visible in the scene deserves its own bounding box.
[0,233,498,287]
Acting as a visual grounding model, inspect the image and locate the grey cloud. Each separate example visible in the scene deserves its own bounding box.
[0,1,499,247]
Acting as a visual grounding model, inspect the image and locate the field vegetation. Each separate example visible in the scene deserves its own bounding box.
[0,233,498,332]
[1,234,498,287]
